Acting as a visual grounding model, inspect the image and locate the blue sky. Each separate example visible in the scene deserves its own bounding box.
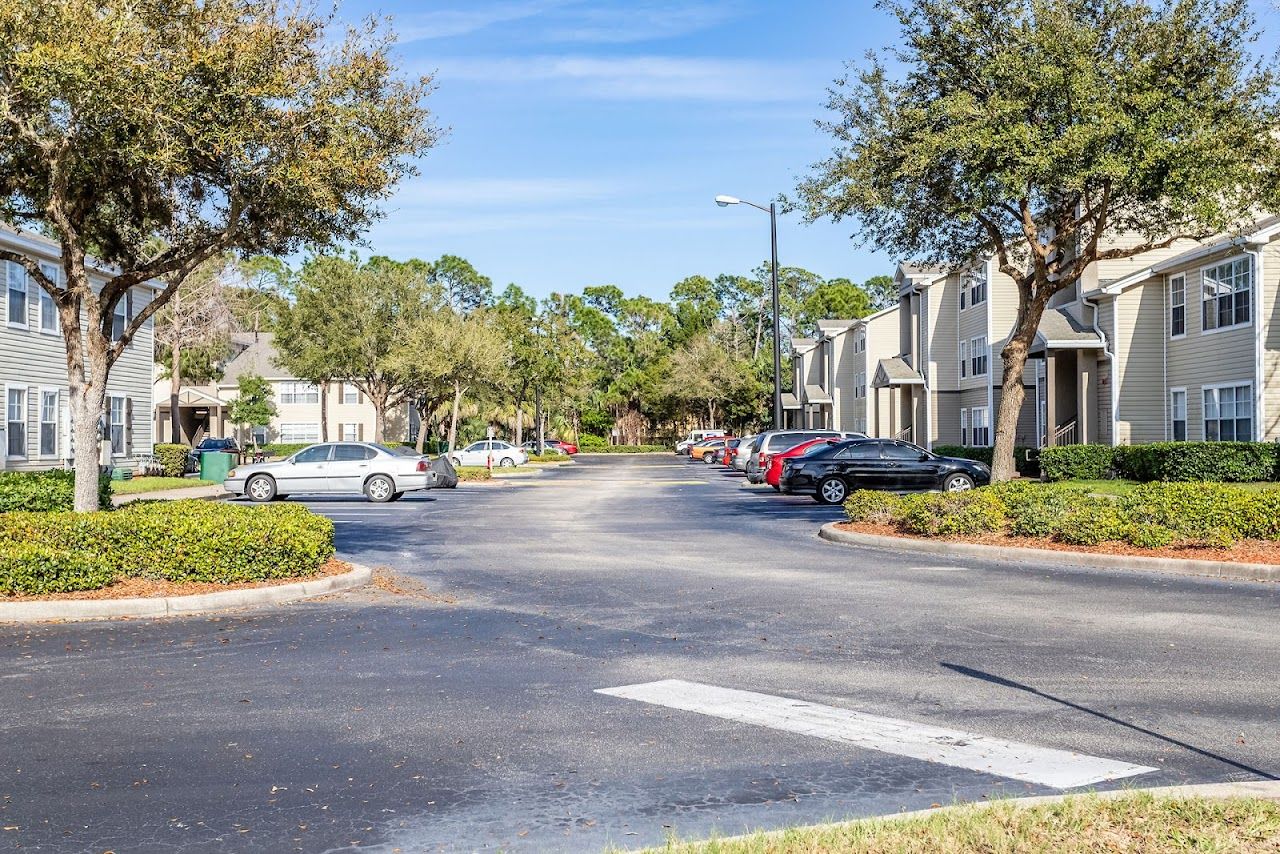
[340,0,1280,301]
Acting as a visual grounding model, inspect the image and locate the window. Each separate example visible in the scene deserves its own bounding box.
[1203,383,1253,441]
[6,262,27,328]
[1169,274,1185,337]
[855,371,866,399]
[960,408,970,446]
[971,406,990,446]
[251,426,268,446]
[959,284,966,311]
[971,336,988,376]
[967,271,987,307]
[342,383,361,405]
[835,442,880,459]
[1170,389,1187,441]
[37,263,60,333]
[294,444,330,463]
[883,442,925,460]
[333,444,376,462]
[1202,257,1251,332]
[278,422,320,443]
[464,441,485,452]
[340,423,360,441]
[6,387,24,457]
[39,390,57,456]
[110,290,132,342]
[108,396,125,455]
[959,341,968,379]
[854,329,866,353]
[279,382,320,405]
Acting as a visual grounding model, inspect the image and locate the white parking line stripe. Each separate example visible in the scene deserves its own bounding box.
[596,680,1156,789]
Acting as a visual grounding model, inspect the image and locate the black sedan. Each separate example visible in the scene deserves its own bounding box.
[778,439,991,504]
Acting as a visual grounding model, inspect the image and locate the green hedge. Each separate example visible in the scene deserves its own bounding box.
[932,445,1039,478]
[153,443,190,477]
[455,466,493,481]
[844,482,1280,549]
[1040,441,1280,483]
[579,445,668,453]
[1038,445,1117,481]
[260,442,312,459]
[0,500,334,594]
[0,470,111,512]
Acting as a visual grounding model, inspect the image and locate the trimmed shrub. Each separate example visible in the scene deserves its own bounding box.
[932,445,1040,478]
[153,443,190,478]
[0,500,334,589]
[895,491,1007,537]
[455,466,493,481]
[843,490,901,525]
[1057,502,1130,546]
[260,442,312,459]
[0,543,116,595]
[991,481,1093,539]
[578,434,609,451]
[1121,482,1247,542]
[1126,525,1176,550]
[1039,445,1117,481]
[0,469,111,512]
[1115,441,1278,483]
[581,444,668,453]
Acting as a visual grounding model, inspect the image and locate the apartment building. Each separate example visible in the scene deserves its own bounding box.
[154,332,409,446]
[797,215,1280,451]
[0,226,156,472]
[787,304,900,434]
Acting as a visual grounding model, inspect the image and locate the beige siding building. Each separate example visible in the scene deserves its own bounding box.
[789,305,900,434]
[0,226,156,472]
[154,332,409,447]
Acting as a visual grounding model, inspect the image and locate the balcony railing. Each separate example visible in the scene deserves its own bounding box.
[895,425,913,442]
[1040,419,1078,448]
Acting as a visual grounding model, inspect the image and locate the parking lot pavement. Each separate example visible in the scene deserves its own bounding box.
[4,455,1280,851]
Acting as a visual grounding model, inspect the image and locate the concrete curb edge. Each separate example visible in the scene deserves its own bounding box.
[0,562,374,623]
[818,523,1280,582]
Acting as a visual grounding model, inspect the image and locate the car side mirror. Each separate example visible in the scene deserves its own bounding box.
[918,453,930,461]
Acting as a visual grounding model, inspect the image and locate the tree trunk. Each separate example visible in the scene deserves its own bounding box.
[514,403,523,446]
[318,383,327,443]
[66,305,109,512]
[169,340,182,444]
[991,307,1045,482]
[415,401,429,454]
[447,381,464,452]
[370,388,388,444]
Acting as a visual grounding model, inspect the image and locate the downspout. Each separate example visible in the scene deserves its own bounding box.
[985,258,994,445]
[1082,293,1117,446]
[1245,242,1265,441]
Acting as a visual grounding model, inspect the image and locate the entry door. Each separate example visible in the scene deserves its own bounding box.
[278,444,333,493]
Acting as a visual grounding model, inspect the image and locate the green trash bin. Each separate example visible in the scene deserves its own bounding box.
[199,451,236,483]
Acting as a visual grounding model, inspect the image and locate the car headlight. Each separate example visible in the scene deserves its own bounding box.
[226,469,237,479]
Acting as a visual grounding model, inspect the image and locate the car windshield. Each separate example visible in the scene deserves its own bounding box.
[799,441,834,457]
[385,444,420,456]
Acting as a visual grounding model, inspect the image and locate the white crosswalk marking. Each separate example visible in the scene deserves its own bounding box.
[596,679,1157,789]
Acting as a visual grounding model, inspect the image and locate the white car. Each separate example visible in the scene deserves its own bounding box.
[450,440,528,468]
[676,429,728,455]
[225,442,433,503]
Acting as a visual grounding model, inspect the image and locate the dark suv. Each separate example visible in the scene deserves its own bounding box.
[186,437,240,473]
[779,439,992,504]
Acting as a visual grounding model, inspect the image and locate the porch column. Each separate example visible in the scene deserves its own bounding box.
[1045,351,1058,446]
[889,389,897,437]
[1078,353,1094,445]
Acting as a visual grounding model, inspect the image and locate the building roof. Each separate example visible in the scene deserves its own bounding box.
[804,384,832,404]
[898,262,947,278]
[790,337,817,352]
[219,332,291,384]
[1035,307,1103,349]
[872,357,924,387]
[815,319,857,335]
[781,392,802,410]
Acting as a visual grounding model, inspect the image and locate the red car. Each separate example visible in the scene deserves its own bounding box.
[551,440,578,454]
[765,437,841,489]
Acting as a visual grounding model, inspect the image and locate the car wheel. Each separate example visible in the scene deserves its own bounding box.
[771,483,780,492]
[450,456,462,467]
[944,473,975,492]
[245,474,276,503]
[364,475,395,503]
[815,475,848,505]
[499,457,516,467]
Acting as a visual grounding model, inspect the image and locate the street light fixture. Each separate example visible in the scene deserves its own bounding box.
[716,194,782,429]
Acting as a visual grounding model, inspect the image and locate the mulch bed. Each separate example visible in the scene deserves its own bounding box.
[835,522,1280,565]
[2,557,352,602]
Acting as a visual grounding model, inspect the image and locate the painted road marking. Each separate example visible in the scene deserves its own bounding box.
[596,679,1156,789]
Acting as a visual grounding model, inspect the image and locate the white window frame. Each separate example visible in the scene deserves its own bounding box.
[37,263,61,334]
[1200,254,1252,334]
[965,270,987,308]
[959,340,968,379]
[1169,387,1187,442]
[108,395,126,456]
[250,426,269,446]
[960,408,970,447]
[1202,381,1254,442]
[971,336,988,377]
[38,387,58,458]
[110,289,132,343]
[971,406,990,446]
[6,262,28,330]
[340,423,359,441]
[279,382,320,405]
[277,422,321,444]
[5,385,26,459]
[342,383,361,405]
[1169,274,1185,339]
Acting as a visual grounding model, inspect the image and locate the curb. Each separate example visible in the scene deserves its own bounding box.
[818,523,1280,583]
[112,488,230,507]
[0,562,373,623]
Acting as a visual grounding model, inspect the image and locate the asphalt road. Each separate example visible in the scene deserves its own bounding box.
[3,455,1280,852]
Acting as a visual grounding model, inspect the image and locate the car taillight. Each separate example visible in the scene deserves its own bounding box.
[416,460,428,472]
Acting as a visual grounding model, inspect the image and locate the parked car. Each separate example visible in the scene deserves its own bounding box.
[226,442,434,503]
[779,439,992,504]
[715,438,743,466]
[690,437,733,461]
[676,429,728,455]
[521,441,567,455]
[745,430,864,484]
[450,440,528,468]
[731,434,757,471]
[186,436,240,473]
[764,437,842,488]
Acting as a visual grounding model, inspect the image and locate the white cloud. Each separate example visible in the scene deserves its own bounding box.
[395,2,562,42]
[433,55,811,101]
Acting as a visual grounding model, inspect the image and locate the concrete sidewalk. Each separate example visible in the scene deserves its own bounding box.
[111,482,230,506]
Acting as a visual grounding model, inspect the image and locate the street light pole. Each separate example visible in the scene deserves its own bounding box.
[716,194,784,430]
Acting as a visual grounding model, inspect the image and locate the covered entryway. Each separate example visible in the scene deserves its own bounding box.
[153,387,229,445]
[1025,309,1104,447]
[871,357,925,444]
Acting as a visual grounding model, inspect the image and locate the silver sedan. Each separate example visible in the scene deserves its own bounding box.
[226,442,434,503]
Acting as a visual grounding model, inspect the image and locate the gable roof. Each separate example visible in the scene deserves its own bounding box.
[1035,307,1103,349]
[872,357,924,387]
[219,332,290,384]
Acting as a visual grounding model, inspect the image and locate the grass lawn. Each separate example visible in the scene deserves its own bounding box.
[1047,479,1280,496]
[111,476,220,495]
[649,792,1280,853]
